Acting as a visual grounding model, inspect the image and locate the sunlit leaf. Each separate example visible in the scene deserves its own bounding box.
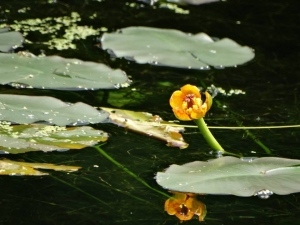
[101,107,188,149]
[0,94,109,126]
[156,156,300,197]
[102,26,254,70]
[0,28,24,52]
[0,159,81,175]
[0,122,108,154]
[0,52,130,90]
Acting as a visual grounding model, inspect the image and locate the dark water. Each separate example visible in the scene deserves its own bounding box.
[0,0,300,224]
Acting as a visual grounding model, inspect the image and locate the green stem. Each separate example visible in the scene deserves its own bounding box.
[194,118,242,157]
[194,118,225,152]
[94,145,171,199]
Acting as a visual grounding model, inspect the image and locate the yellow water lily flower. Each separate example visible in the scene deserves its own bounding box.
[170,84,212,121]
[164,192,206,222]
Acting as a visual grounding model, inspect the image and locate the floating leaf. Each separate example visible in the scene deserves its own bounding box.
[0,94,109,126]
[0,28,24,52]
[0,122,108,154]
[102,107,188,149]
[167,0,219,5]
[156,156,300,196]
[0,159,81,175]
[102,26,254,70]
[0,52,130,90]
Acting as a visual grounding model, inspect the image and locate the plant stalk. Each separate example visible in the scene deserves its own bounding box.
[194,118,225,152]
[194,118,242,157]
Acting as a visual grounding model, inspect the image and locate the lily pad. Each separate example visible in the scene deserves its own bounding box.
[101,26,254,69]
[0,28,24,52]
[102,107,188,149]
[167,0,219,5]
[156,156,300,196]
[0,52,130,90]
[0,94,109,126]
[0,122,108,154]
[0,159,81,175]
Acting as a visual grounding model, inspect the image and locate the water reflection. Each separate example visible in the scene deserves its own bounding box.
[164,191,206,222]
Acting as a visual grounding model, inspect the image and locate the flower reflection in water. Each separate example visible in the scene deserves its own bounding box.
[164,192,206,222]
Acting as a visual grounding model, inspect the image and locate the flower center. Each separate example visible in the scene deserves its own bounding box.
[184,94,195,108]
[179,204,189,216]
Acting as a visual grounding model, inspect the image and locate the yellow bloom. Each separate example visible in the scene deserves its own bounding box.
[170,84,212,121]
[164,192,206,222]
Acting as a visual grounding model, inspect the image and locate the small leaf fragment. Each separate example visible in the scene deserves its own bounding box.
[0,159,81,176]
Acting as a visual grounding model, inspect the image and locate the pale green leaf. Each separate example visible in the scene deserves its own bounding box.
[0,28,24,52]
[0,94,109,126]
[167,0,219,5]
[156,156,300,196]
[102,26,254,70]
[0,52,130,90]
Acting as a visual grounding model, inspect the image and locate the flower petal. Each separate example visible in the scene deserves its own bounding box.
[204,91,213,111]
[170,90,184,109]
[190,110,205,120]
[172,108,192,121]
[181,84,201,98]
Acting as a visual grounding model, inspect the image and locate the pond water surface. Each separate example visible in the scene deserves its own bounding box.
[0,0,300,224]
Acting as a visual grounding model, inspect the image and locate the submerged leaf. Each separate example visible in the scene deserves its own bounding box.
[0,159,81,175]
[156,156,300,196]
[0,28,24,52]
[0,122,108,154]
[102,26,254,70]
[101,107,188,149]
[0,94,109,126]
[0,52,130,90]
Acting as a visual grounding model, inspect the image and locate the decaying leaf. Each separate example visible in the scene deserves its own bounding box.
[0,159,81,175]
[101,107,188,149]
[0,122,108,154]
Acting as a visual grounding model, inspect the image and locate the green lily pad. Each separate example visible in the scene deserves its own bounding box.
[0,94,109,126]
[156,156,300,196]
[0,28,24,52]
[0,122,108,154]
[0,52,130,90]
[101,26,254,70]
